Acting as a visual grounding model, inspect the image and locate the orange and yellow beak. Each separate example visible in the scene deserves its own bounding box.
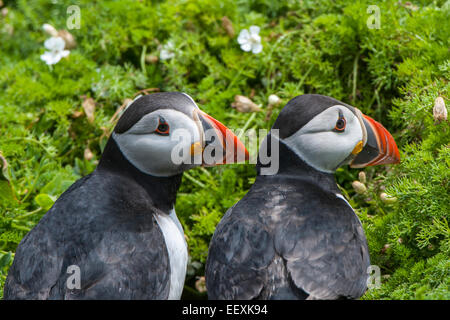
[193,110,249,165]
[350,114,400,168]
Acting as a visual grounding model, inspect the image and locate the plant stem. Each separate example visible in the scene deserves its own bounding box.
[140,45,147,74]
[15,207,43,220]
[0,250,14,257]
[3,137,54,156]
[11,221,31,232]
[296,64,314,92]
[183,172,206,188]
[266,30,302,91]
[352,52,361,103]
[199,167,212,177]
[238,112,257,141]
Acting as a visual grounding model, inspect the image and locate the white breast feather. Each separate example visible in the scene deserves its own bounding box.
[154,209,188,300]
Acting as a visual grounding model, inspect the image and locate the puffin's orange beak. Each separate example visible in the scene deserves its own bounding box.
[350,114,400,168]
[195,111,249,165]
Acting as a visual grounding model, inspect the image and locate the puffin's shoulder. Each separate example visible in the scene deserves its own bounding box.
[53,170,155,219]
[5,170,170,300]
[205,184,276,299]
[229,174,354,222]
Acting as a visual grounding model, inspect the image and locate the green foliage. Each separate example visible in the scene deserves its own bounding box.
[0,0,449,299]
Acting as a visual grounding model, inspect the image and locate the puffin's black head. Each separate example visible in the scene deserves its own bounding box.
[114,92,197,134]
[270,94,400,173]
[108,92,248,177]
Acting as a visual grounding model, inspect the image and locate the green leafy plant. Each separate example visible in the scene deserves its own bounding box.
[0,0,448,299]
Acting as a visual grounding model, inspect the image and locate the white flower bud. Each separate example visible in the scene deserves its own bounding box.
[358,171,366,184]
[58,29,76,49]
[352,181,367,194]
[84,148,94,161]
[195,276,206,293]
[268,94,281,106]
[42,23,58,37]
[433,96,447,123]
[381,243,390,253]
[231,95,261,113]
[380,192,397,204]
[145,54,159,64]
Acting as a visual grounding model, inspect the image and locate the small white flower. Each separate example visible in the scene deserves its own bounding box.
[40,36,70,65]
[160,41,175,60]
[237,26,263,54]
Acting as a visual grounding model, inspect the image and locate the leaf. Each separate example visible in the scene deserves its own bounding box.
[0,252,12,269]
[35,193,56,211]
[40,173,74,196]
[0,180,15,203]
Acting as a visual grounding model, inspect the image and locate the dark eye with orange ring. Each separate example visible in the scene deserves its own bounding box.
[334,117,346,132]
[155,117,170,136]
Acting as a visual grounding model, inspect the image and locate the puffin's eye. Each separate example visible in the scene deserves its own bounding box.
[334,117,346,132]
[155,117,170,136]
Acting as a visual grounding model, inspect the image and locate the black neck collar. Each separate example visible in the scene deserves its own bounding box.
[97,137,182,212]
[256,134,340,194]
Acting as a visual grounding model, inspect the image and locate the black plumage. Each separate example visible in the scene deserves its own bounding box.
[206,95,371,300]
[114,92,197,134]
[272,94,357,139]
[5,91,252,300]
[4,137,180,299]
[3,93,194,300]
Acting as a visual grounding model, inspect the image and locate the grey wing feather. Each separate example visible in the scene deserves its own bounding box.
[62,223,170,300]
[274,198,370,299]
[4,222,64,299]
[205,206,275,300]
[4,176,91,300]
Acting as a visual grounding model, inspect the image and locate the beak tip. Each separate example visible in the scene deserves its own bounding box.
[244,148,250,161]
[199,111,249,165]
[352,114,401,167]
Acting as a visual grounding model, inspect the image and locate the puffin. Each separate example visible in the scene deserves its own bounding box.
[4,92,248,300]
[205,94,400,300]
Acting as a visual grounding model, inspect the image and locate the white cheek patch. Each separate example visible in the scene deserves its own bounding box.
[283,105,363,173]
[113,109,201,177]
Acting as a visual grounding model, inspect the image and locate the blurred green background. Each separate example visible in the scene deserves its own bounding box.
[0,0,449,299]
